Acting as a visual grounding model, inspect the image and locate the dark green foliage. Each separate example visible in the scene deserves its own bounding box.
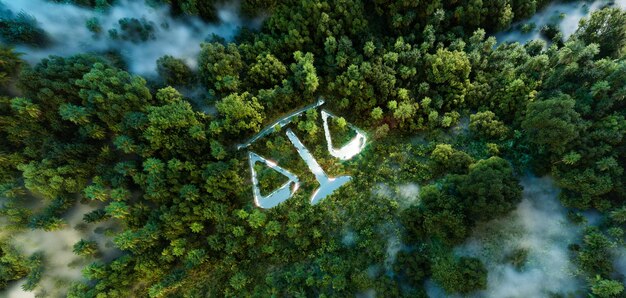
[505,248,529,270]
[453,157,522,222]
[109,18,155,43]
[85,17,102,35]
[246,53,287,88]
[469,110,509,139]
[75,62,153,132]
[576,8,626,58]
[430,144,474,174]
[0,10,49,47]
[425,48,471,109]
[404,185,468,245]
[198,42,243,96]
[49,0,113,10]
[290,51,319,97]
[511,0,550,20]
[156,55,193,86]
[527,40,626,210]
[403,157,521,247]
[591,277,624,298]
[73,239,99,256]
[369,0,548,37]
[540,24,562,43]
[241,0,278,17]
[158,0,219,22]
[393,249,430,285]
[0,243,29,289]
[0,0,625,297]
[576,227,616,277]
[83,209,109,223]
[21,252,43,291]
[522,93,582,154]
[0,45,22,91]
[213,91,264,136]
[431,256,487,294]
[28,196,73,231]
[591,276,625,298]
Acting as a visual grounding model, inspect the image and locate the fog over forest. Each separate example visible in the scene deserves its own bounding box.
[1,0,261,74]
[455,176,583,297]
[1,0,625,297]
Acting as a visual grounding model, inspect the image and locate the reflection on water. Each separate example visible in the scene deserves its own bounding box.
[238,99,325,150]
[244,100,365,208]
[286,129,352,205]
[321,110,367,161]
[248,152,300,208]
[248,128,354,208]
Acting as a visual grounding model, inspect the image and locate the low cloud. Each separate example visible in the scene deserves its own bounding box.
[450,176,584,298]
[496,0,626,44]
[1,0,261,74]
[6,202,121,297]
[372,182,420,210]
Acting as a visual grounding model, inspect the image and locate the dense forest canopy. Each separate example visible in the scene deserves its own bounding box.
[0,0,625,297]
